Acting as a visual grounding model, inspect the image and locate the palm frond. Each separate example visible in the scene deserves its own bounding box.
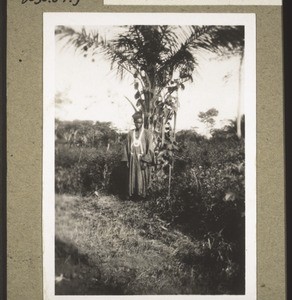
[124,96,138,112]
[192,26,245,56]
[56,25,108,54]
[56,24,244,87]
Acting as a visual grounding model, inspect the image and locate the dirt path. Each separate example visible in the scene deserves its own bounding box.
[55,194,203,295]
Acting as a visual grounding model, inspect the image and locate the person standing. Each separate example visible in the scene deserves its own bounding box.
[122,111,154,199]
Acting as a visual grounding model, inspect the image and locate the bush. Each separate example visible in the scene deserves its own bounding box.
[55,144,123,195]
[144,134,245,294]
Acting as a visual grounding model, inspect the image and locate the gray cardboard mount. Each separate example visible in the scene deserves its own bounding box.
[7,1,285,299]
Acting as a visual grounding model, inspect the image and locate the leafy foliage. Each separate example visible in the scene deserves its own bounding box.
[55,119,245,294]
[55,120,125,195]
[144,130,245,294]
[56,24,244,151]
[55,119,122,148]
[198,108,219,126]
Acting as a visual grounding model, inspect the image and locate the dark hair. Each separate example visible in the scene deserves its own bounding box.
[132,111,143,120]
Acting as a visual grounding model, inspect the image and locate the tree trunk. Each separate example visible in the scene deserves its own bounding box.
[173,111,177,140]
[161,117,165,146]
[168,165,172,198]
[237,54,244,139]
[143,91,152,129]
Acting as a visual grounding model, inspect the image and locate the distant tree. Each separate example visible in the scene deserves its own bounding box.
[55,120,120,148]
[176,129,203,143]
[211,115,245,140]
[213,26,244,138]
[198,108,219,137]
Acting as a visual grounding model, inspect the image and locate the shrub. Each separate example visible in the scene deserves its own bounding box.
[144,134,245,294]
[55,144,123,195]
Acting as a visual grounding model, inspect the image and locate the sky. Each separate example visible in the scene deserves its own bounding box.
[55,26,244,134]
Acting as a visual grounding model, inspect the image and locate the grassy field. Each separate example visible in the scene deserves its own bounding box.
[55,194,210,295]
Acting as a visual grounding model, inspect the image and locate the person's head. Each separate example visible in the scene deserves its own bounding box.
[132,111,143,130]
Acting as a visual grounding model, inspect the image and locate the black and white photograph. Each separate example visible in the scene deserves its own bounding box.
[43,13,256,299]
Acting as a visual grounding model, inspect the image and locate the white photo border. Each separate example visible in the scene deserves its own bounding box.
[43,12,256,300]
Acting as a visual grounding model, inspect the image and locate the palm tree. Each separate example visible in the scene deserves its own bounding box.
[56,25,244,140]
[56,24,244,196]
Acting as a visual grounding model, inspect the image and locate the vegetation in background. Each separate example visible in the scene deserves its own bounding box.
[56,25,245,188]
[55,117,245,294]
